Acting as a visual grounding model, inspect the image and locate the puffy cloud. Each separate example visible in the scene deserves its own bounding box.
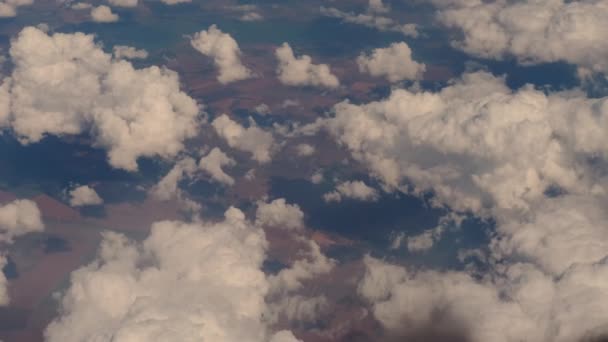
[433,0,608,73]
[0,0,33,18]
[90,5,119,22]
[255,198,304,231]
[211,114,276,163]
[0,199,43,243]
[0,199,44,305]
[108,0,136,8]
[69,185,104,207]
[357,42,426,82]
[493,195,608,276]
[368,0,389,13]
[149,157,197,201]
[190,25,252,84]
[269,295,328,324]
[358,257,538,342]
[294,143,314,156]
[323,180,378,203]
[71,2,92,9]
[3,27,200,171]
[44,207,298,342]
[324,71,608,214]
[310,170,323,184]
[275,43,339,89]
[401,213,462,253]
[320,7,418,38]
[331,69,608,341]
[198,147,236,186]
[112,45,148,59]
[359,251,608,342]
[268,239,334,295]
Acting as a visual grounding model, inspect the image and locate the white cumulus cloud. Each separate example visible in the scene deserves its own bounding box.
[112,45,148,59]
[212,114,276,163]
[433,0,608,74]
[69,185,103,207]
[275,43,339,89]
[255,198,304,231]
[198,147,236,185]
[90,5,118,22]
[2,27,200,171]
[323,180,379,203]
[44,207,299,342]
[357,42,426,82]
[190,25,253,84]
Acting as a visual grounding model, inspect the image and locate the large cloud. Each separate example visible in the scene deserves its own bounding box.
[324,71,608,214]
[190,25,253,84]
[319,70,608,340]
[45,207,299,342]
[275,43,340,89]
[2,27,200,171]
[432,0,608,73]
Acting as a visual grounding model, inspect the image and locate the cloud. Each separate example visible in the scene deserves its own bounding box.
[268,239,334,295]
[113,45,148,59]
[320,6,418,38]
[108,0,136,8]
[44,207,299,342]
[432,0,608,73]
[275,43,339,89]
[0,199,44,305]
[90,5,118,22]
[2,27,200,171]
[295,143,314,156]
[71,2,92,9]
[0,0,33,18]
[400,213,462,253]
[211,114,276,163]
[149,157,197,201]
[0,199,43,243]
[324,71,608,214]
[69,185,104,207]
[357,42,426,82]
[322,69,608,341]
[198,147,236,185]
[190,25,253,84]
[269,330,302,342]
[323,180,379,203]
[255,198,304,231]
[368,0,389,13]
[159,0,191,5]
